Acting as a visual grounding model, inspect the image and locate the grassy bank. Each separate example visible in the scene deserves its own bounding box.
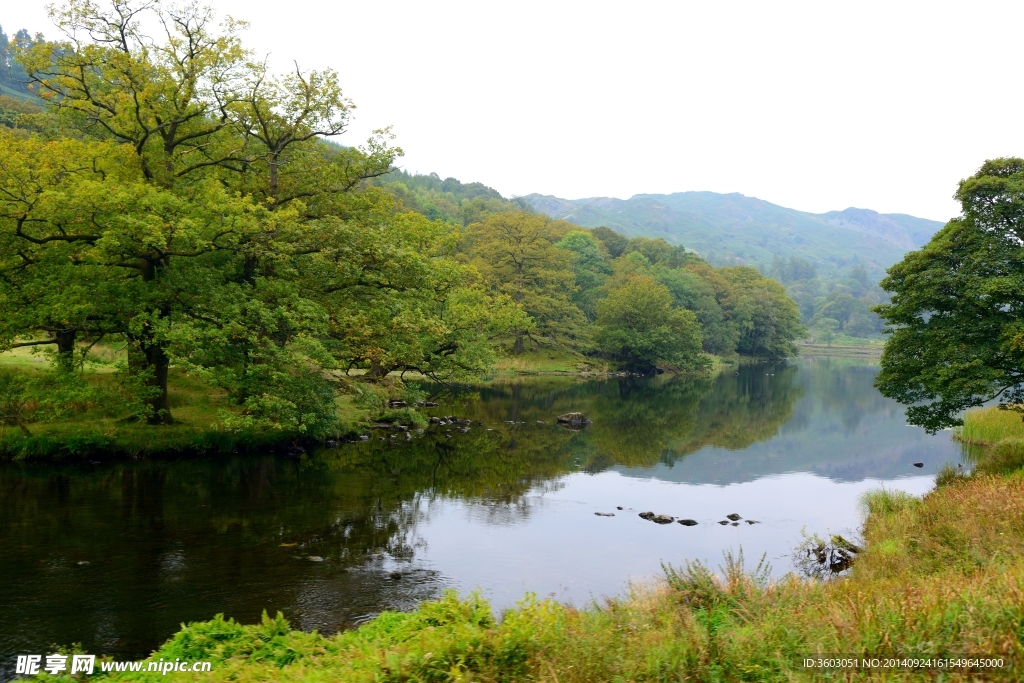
[52,441,1023,681]
[795,337,885,359]
[0,348,371,460]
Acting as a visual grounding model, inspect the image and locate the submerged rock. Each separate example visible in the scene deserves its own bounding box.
[594,512,615,517]
[678,519,698,526]
[718,520,730,525]
[731,522,739,526]
[726,513,741,521]
[639,511,656,520]
[745,519,759,525]
[307,556,324,562]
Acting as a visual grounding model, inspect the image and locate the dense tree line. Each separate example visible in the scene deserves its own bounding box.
[0,0,804,441]
[768,255,887,340]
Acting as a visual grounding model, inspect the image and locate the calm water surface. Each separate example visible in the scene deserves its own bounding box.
[0,358,964,673]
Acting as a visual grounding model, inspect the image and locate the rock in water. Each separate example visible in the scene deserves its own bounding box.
[678,519,698,526]
[652,514,674,524]
[726,513,741,521]
[616,506,624,510]
[731,522,739,526]
[913,462,924,468]
[639,511,655,520]
[307,556,324,562]
[745,519,759,525]
[594,512,615,517]
[718,520,730,525]
[556,412,592,429]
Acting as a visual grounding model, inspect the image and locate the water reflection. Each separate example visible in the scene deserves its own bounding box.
[0,359,963,674]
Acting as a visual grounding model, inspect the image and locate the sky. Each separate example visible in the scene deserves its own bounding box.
[4,0,1023,221]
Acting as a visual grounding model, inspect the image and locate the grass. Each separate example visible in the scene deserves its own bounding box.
[0,347,372,459]
[957,405,1024,446]
[61,449,1024,681]
[492,347,609,375]
[795,336,885,358]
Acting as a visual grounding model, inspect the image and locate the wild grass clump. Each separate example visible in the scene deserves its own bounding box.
[958,405,1024,445]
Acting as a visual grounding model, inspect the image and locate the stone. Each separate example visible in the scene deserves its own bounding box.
[718,520,730,525]
[678,519,698,526]
[307,556,324,562]
[652,514,674,524]
[731,522,739,526]
[556,412,592,428]
[726,513,741,521]
[616,506,624,510]
[387,400,408,408]
[594,512,615,517]
[639,511,655,520]
[745,519,759,525]
[913,462,924,468]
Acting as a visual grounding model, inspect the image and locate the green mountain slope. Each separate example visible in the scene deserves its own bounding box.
[523,191,944,281]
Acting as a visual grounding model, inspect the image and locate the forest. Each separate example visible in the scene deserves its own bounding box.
[0,4,802,446]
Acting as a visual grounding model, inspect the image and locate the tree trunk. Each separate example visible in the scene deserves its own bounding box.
[513,330,524,355]
[54,329,77,372]
[145,342,172,424]
[366,360,390,380]
[127,337,173,424]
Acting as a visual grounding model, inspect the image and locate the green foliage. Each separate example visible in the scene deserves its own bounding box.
[875,157,1024,431]
[465,211,582,354]
[593,276,708,372]
[720,266,806,359]
[0,0,524,438]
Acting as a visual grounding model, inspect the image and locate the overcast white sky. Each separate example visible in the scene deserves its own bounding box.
[5,1,1022,221]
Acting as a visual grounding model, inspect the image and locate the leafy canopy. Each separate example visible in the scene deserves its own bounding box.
[875,158,1024,431]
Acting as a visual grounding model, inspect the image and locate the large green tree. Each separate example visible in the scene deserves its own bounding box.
[875,158,1024,431]
[592,275,708,372]
[465,211,583,354]
[0,0,514,433]
[720,266,805,360]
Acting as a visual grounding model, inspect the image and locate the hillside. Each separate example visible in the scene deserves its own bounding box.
[523,191,945,281]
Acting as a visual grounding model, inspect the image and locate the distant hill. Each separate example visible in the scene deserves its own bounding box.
[523,191,945,280]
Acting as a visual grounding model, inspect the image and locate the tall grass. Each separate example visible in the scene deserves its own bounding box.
[958,405,1024,445]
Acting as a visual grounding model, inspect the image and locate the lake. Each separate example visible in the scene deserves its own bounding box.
[0,357,965,674]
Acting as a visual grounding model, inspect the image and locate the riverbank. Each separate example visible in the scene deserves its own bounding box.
[60,441,1023,681]
[0,347,373,459]
[795,337,885,359]
[1,346,737,460]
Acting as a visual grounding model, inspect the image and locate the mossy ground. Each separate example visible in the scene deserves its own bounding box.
[0,347,371,459]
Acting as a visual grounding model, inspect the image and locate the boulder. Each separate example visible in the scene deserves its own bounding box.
[652,514,675,524]
[718,520,730,525]
[678,519,698,526]
[745,519,759,525]
[557,412,592,428]
[726,513,741,521]
[639,511,655,520]
[387,400,408,408]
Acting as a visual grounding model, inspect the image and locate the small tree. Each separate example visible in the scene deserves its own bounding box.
[814,318,840,346]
